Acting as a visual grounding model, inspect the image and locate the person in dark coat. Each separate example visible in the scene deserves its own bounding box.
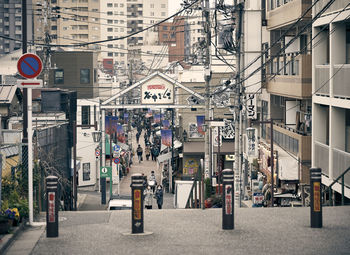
[155,185,164,209]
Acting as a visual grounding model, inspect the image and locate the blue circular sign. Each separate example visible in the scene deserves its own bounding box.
[113,144,121,152]
[113,158,120,164]
[17,53,43,79]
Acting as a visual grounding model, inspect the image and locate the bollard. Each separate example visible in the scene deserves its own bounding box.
[310,168,322,228]
[222,169,234,230]
[46,175,59,237]
[131,174,144,234]
[101,177,106,205]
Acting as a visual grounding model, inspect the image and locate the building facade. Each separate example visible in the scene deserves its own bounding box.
[312,0,350,201]
[0,0,33,55]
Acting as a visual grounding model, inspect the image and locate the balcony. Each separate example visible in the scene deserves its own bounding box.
[332,148,350,187]
[333,64,350,99]
[314,65,330,96]
[267,53,311,99]
[314,0,349,16]
[314,141,329,176]
[266,123,311,161]
[267,0,312,30]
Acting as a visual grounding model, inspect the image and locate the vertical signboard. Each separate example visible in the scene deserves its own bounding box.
[313,182,321,212]
[225,184,233,215]
[133,189,142,220]
[48,192,55,223]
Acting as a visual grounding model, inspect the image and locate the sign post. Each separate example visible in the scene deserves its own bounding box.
[310,168,322,228]
[17,53,43,226]
[222,169,234,230]
[100,166,112,202]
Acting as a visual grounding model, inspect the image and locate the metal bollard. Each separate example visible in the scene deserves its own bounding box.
[310,168,322,228]
[222,169,234,230]
[46,176,59,237]
[101,177,106,205]
[131,174,144,234]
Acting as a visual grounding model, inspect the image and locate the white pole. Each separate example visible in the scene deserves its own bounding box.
[28,88,33,225]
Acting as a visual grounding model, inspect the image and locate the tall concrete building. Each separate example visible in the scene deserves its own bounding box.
[258,0,313,191]
[0,0,33,55]
[34,0,100,50]
[312,0,350,201]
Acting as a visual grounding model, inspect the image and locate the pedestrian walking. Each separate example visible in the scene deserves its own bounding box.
[136,132,140,144]
[145,145,151,160]
[153,146,159,161]
[155,185,163,209]
[144,186,153,209]
[136,144,143,163]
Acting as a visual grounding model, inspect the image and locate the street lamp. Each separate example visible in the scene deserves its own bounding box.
[246,128,255,141]
[92,131,102,143]
[92,131,102,192]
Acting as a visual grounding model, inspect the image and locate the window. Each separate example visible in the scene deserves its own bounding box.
[83,163,91,181]
[161,12,165,16]
[161,4,166,8]
[163,26,167,30]
[94,69,97,83]
[108,36,113,40]
[54,69,64,84]
[120,3,124,7]
[150,4,154,8]
[107,11,113,15]
[114,52,119,56]
[114,3,118,7]
[80,69,90,84]
[107,19,113,24]
[150,12,154,16]
[81,106,90,125]
[107,28,113,32]
[108,52,113,57]
[107,3,112,7]
[107,44,113,48]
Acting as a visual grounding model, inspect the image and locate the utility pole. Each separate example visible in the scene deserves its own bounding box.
[42,0,52,87]
[234,1,243,208]
[203,0,212,200]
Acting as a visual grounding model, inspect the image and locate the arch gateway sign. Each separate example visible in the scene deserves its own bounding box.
[141,76,174,105]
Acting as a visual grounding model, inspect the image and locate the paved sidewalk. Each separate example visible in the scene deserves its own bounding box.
[5,206,350,255]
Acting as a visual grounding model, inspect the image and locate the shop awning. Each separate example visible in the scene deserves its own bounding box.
[277,148,299,181]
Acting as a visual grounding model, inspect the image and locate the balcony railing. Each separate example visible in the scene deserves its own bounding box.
[267,52,311,98]
[267,0,312,30]
[314,65,330,96]
[332,148,350,187]
[315,0,349,16]
[333,64,350,99]
[314,141,329,176]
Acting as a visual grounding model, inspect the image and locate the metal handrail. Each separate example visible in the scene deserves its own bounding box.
[185,166,202,209]
[328,166,350,206]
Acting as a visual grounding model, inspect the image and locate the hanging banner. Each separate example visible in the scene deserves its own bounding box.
[154,114,161,124]
[188,123,204,138]
[124,113,129,124]
[162,119,170,129]
[196,115,205,135]
[161,129,172,147]
[105,116,118,135]
[116,124,126,143]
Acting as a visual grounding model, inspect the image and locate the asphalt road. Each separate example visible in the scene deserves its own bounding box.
[6,206,350,255]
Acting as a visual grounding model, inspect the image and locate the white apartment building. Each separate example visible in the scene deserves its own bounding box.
[100,0,128,68]
[312,0,350,200]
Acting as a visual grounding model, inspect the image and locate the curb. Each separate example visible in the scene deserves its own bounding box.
[0,220,27,254]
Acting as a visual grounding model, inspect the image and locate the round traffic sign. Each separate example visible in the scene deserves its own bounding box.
[95,149,100,157]
[113,144,121,152]
[101,167,108,174]
[113,158,120,164]
[17,53,43,79]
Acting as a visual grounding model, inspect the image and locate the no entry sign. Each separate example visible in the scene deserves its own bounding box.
[113,158,120,164]
[17,53,43,79]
